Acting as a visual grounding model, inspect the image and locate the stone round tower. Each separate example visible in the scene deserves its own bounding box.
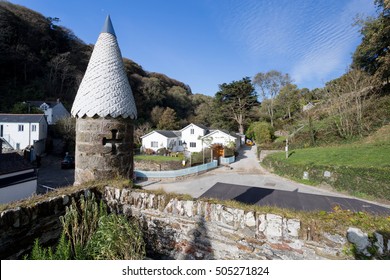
[71,16,137,185]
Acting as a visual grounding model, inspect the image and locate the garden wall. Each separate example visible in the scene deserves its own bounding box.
[1,186,389,259]
[0,188,100,259]
[134,160,183,171]
[104,187,390,260]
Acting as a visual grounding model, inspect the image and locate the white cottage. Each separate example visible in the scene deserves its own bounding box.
[141,130,183,153]
[28,100,70,125]
[180,123,209,153]
[141,123,241,154]
[0,114,48,154]
[203,129,240,149]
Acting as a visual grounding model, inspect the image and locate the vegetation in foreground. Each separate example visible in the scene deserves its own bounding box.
[26,193,146,260]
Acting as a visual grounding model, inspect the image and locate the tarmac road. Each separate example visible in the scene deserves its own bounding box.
[37,154,74,193]
[142,145,390,214]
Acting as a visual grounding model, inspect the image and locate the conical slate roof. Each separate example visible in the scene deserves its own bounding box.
[71,16,137,119]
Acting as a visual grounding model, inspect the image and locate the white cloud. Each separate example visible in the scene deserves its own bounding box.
[213,0,376,87]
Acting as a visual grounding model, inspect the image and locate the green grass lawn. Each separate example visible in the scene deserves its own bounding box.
[273,143,390,169]
[134,155,183,162]
[263,142,390,201]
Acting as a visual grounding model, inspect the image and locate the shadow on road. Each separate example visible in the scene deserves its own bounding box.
[233,187,274,204]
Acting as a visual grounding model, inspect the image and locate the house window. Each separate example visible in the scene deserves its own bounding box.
[151,141,158,148]
[16,143,20,150]
[32,125,37,132]
[190,128,194,134]
[18,125,24,132]
[190,142,196,148]
[178,140,182,146]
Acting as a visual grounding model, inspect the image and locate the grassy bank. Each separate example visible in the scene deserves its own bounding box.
[263,143,390,201]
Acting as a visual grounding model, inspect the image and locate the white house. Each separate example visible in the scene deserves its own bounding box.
[0,152,37,204]
[0,114,48,155]
[28,100,70,125]
[202,129,240,149]
[141,123,241,154]
[180,123,209,153]
[141,130,183,153]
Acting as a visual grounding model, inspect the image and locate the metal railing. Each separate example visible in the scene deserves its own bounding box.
[220,156,235,164]
[135,160,218,179]
[1,134,16,150]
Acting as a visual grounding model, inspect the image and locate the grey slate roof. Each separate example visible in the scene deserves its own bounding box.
[71,16,137,119]
[194,123,209,130]
[0,114,46,123]
[155,130,180,138]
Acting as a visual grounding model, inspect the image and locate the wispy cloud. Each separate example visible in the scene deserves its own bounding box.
[213,0,376,88]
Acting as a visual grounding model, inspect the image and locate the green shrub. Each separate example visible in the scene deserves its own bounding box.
[191,149,212,165]
[224,147,235,157]
[86,215,145,260]
[26,232,72,260]
[27,192,146,260]
[60,193,103,259]
[252,122,274,145]
[157,148,168,156]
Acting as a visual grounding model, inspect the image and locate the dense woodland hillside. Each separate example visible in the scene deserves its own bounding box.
[0,1,207,127]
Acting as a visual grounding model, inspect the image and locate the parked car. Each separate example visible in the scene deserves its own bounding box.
[61,155,75,169]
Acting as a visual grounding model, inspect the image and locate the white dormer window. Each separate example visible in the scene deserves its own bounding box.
[18,124,24,132]
[40,103,49,111]
[190,128,194,134]
[32,125,37,132]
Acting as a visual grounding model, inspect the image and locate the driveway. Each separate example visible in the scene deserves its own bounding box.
[142,145,390,214]
[37,154,74,193]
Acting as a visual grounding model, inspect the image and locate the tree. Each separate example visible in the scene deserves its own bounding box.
[54,116,76,153]
[134,122,152,146]
[276,84,301,119]
[214,77,257,134]
[253,70,291,127]
[165,86,192,119]
[247,121,273,144]
[157,107,180,130]
[11,102,41,114]
[150,106,165,127]
[352,0,390,82]
[324,69,376,138]
[189,94,214,127]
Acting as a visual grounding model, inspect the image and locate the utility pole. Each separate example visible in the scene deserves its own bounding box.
[285,138,289,159]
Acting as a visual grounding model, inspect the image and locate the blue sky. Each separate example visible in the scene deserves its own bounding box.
[10,0,377,96]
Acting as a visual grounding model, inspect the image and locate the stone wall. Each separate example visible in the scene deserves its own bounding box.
[1,186,389,259]
[135,160,183,171]
[104,187,390,260]
[0,188,99,259]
